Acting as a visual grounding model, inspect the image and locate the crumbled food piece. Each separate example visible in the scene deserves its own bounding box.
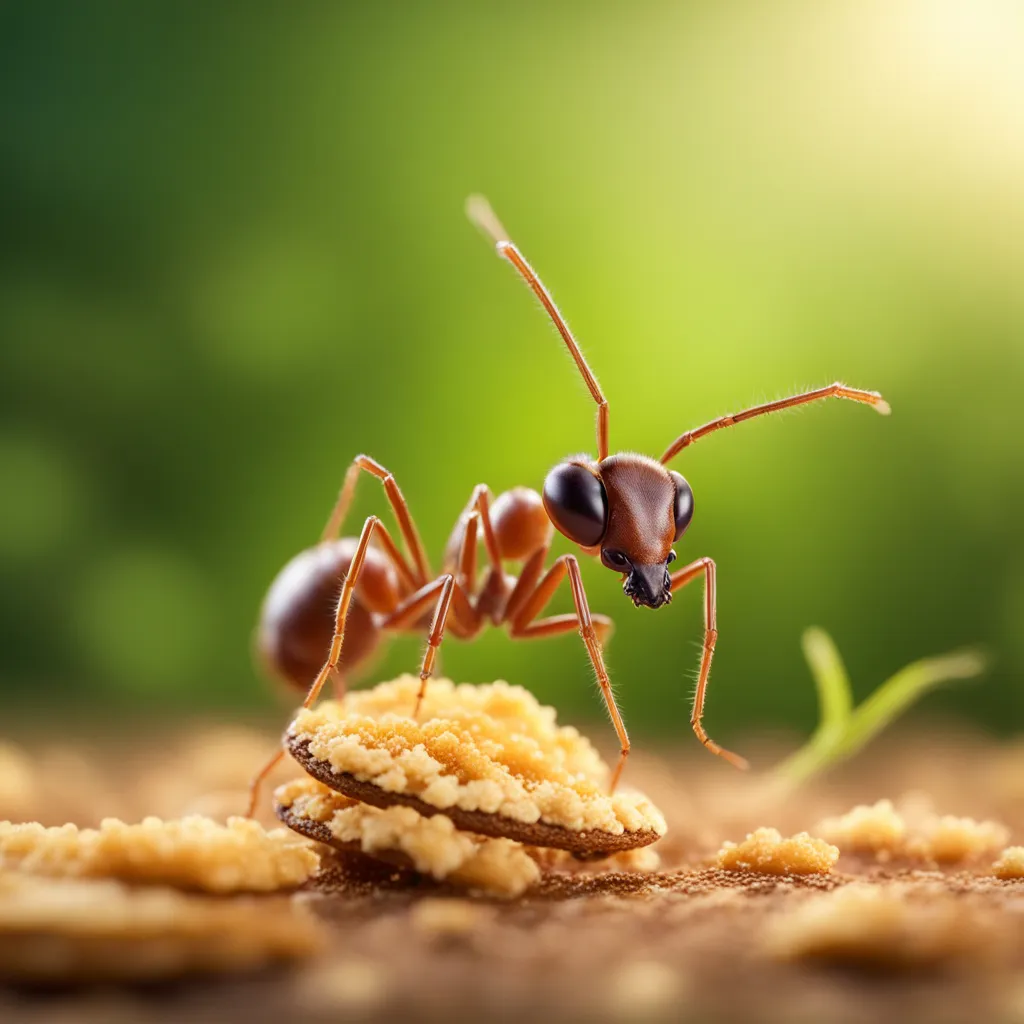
[606,960,685,1017]
[294,958,389,1013]
[906,815,1009,864]
[0,869,322,983]
[290,676,666,838]
[0,815,319,893]
[817,800,906,856]
[716,828,839,875]
[816,800,1009,865]
[991,846,1024,879]
[767,883,994,969]
[409,897,493,936]
[277,777,539,898]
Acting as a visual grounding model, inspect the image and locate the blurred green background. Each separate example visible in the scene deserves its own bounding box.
[2,1,1022,749]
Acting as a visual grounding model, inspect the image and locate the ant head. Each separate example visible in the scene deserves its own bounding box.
[543,454,694,609]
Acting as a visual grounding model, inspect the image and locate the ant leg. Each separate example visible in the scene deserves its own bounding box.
[507,554,629,792]
[246,749,285,816]
[505,613,613,646]
[660,383,890,464]
[448,486,503,598]
[247,515,384,818]
[416,575,455,714]
[467,484,502,575]
[503,544,549,624]
[670,557,748,770]
[320,455,431,586]
[467,196,610,461]
[375,574,458,715]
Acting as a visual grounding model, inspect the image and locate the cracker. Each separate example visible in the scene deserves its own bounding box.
[0,815,319,893]
[275,777,538,898]
[0,869,322,983]
[287,676,665,855]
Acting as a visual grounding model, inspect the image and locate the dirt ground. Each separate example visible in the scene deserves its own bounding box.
[1,722,1023,1023]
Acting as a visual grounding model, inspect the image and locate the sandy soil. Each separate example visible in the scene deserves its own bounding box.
[1,723,1023,1023]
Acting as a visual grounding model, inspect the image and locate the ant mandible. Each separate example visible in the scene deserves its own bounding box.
[246,196,890,816]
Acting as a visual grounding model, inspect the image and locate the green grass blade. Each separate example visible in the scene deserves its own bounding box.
[770,633,985,790]
[830,649,987,763]
[802,626,853,736]
[771,627,853,787]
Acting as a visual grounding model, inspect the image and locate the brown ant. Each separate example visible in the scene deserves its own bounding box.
[246,196,890,816]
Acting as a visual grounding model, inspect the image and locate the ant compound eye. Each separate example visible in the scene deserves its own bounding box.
[667,550,677,565]
[603,549,629,569]
[542,463,608,547]
[669,471,694,541]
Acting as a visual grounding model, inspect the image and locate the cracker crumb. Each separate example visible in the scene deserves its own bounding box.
[409,897,492,936]
[906,815,1009,864]
[0,869,322,982]
[992,846,1024,879]
[293,958,389,1012]
[276,777,538,898]
[716,828,839,875]
[817,800,906,856]
[290,676,666,838]
[0,815,319,893]
[816,800,1009,864]
[768,883,992,969]
[606,959,685,1017]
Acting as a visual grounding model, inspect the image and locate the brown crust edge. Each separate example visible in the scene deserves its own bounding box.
[287,735,661,855]
[274,803,419,874]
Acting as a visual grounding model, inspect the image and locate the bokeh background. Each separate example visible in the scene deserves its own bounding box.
[2,0,1022,751]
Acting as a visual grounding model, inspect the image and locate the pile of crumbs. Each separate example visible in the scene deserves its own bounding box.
[816,799,1009,864]
[276,777,539,898]
[0,816,319,893]
[715,828,839,875]
[291,677,666,836]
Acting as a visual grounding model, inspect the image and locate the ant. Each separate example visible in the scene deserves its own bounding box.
[246,196,890,816]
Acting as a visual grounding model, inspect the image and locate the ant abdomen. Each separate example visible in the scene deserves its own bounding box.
[257,539,400,692]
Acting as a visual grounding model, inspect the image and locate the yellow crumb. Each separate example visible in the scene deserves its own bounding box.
[816,800,906,856]
[716,828,839,875]
[409,897,493,936]
[291,676,666,837]
[0,816,319,893]
[605,960,686,1017]
[991,846,1024,879]
[906,815,1009,864]
[0,869,322,982]
[277,777,538,898]
[293,958,389,1013]
[816,800,1009,865]
[768,883,992,968]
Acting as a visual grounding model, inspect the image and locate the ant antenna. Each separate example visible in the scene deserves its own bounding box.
[467,195,610,462]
